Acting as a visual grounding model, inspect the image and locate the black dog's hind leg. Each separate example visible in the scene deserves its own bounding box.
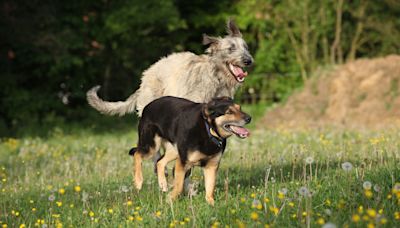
[129,147,138,156]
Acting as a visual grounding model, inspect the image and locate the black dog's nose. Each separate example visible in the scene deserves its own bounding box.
[244,115,252,124]
[243,58,253,66]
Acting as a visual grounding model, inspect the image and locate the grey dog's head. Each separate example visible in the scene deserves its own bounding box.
[203,19,254,83]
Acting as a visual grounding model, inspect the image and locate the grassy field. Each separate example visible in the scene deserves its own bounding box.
[1,111,400,227]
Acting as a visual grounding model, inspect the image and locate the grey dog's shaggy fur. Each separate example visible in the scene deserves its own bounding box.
[87,19,253,116]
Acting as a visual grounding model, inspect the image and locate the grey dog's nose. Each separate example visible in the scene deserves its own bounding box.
[243,58,253,66]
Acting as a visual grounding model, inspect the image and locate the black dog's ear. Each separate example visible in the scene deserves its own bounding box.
[202,102,215,119]
[202,34,219,45]
[227,19,242,37]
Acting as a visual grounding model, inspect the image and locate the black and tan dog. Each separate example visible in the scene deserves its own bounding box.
[129,96,251,205]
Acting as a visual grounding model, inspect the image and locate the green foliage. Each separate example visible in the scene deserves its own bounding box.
[1,0,399,136]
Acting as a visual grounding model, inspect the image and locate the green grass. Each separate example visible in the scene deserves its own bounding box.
[1,122,400,227]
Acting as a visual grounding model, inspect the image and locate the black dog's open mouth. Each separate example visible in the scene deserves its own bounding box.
[227,63,248,83]
[223,124,250,138]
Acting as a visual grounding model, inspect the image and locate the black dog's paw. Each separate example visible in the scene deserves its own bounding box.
[128,147,137,156]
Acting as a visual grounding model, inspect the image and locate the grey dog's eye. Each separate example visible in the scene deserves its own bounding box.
[229,44,236,52]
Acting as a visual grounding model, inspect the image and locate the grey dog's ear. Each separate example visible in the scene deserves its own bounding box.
[202,34,219,45]
[227,19,242,37]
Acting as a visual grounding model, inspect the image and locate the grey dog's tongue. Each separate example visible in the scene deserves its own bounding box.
[230,125,250,137]
[232,65,248,77]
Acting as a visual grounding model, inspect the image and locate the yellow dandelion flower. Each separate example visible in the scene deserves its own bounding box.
[380,218,387,224]
[364,190,373,199]
[367,223,375,228]
[240,197,246,203]
[358,206,364,214]
[15,211,20,217]
[325,199,331,206]
[288,202,295,207]
[155,211,161,217]
[352,214,360,222]
[264,197,270,203]
[56,201,62,207]
[74,186,81,192]
[2,224,7,228]
[184,217,190,222]
[250,212,259,220]
[58,188,65,195]
[128,216,134,221]
[251,193,256,198]
[19,224,25,228]
[108,209,113,214]
[169,222,175,228]
[52,214,60,218]
[264,224,270,228]
[378,209,383,214]
[317,218,325,225]
[302,211,307,217]
[127,200,133,206]
[291,214,297,219]
[362,215,370,221]
[136,216,143,221]
[89,211,95,217]
[180,221,185,225]
[387,194,392,199]
[277,192,285,199]
[367,209,376,218]
[394,211,400,220]
[256,204,263,210]
[269,206,279,215]
[70,204,74,208]
[135,206,141,210]
[32,208,36,212]
[230,209,236,214]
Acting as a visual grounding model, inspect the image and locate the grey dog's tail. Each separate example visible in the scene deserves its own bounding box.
[86,85,138,116]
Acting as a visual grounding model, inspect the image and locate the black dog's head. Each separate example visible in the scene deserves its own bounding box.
[202,97,251,139]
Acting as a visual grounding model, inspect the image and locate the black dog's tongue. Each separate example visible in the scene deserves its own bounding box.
[230,126,250,138]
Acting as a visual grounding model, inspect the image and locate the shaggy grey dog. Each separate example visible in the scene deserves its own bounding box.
[87,19,253,116]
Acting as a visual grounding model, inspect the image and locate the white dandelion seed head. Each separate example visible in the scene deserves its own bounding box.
[48,194,55,202]
[188,183,198,197]
[373,184,381,192]
[41,224,48,228]
[252,199,261,207]
[82,191,89,202]
[298,186,309,196]
[322,222,337,228]
[280,188,288,195]
[363,181,372,190]
[324,209,332,216]
[394,183,400,191]
[341,162,353,171]
[305,156,314,164]
[120,185,129,193]
[270,177,276,184]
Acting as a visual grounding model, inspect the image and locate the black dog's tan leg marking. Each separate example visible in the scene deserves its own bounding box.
[169,158,191,201]
[134,135,162,190]
[203,153,222,206]
[157,142,178,192]
[134,152,143,190]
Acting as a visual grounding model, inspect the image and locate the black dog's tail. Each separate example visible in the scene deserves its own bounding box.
[128,147,138,156]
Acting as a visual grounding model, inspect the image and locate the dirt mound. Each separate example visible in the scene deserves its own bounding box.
[263,55,400,129]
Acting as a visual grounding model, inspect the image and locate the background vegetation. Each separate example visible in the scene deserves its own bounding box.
[1,0,399,136]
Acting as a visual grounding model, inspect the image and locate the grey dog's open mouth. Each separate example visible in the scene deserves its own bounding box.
[223,124,250,138]
[227,63,248,83]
